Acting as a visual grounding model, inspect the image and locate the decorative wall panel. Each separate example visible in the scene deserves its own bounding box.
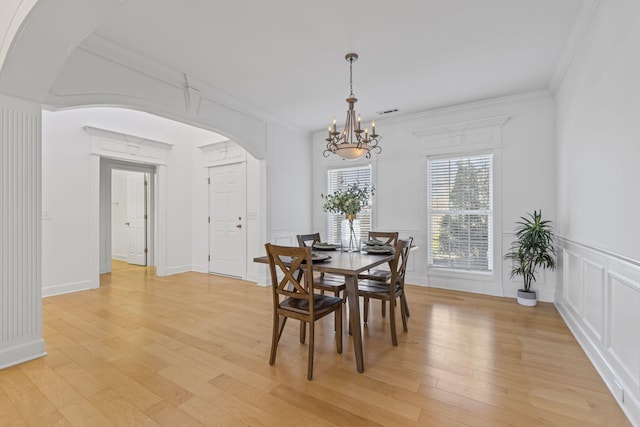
[556,238,640,425]
[0,99,46,368]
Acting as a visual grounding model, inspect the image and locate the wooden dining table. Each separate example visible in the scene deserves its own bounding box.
[254,249,394,373]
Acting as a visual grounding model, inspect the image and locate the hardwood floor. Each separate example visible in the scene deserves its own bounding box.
[0,261,630,426]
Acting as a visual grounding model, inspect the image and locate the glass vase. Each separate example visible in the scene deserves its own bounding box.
[341,215,361,252]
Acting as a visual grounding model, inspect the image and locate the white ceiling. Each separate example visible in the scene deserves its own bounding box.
[92,0,587,131]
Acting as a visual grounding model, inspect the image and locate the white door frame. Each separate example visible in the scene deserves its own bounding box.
[99,158,156,273]
[86,126,173,289]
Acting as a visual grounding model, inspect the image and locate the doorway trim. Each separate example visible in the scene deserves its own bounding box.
[102,160,155,270]
[199,140,248,278]
[86,126,172,289]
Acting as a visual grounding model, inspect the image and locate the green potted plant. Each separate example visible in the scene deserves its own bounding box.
[321,182,374,252]
[504,210,556,306]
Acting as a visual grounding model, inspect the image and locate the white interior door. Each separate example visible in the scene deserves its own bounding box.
[209,162,246,277]
[126,173,147,265]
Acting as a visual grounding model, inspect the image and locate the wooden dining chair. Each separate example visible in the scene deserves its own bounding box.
[359,231,399,282]
[296,233,346,301]
[265,243,343,380]
[358,237,413,346]
[359,231,406,317]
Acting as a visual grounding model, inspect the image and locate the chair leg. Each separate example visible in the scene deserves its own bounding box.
[300,321,306,344]
[307,321,315,380]
[277,315,287,343]
[381,300,386,317]
[336,305,343,354]
[389,298,398,346]
[401,293,410,317]
[364,297,369,324]
[400,296,408,332]
[270,314,285,365]
[334,290,341,331]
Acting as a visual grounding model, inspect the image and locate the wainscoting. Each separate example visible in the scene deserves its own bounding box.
[555,237,640,426]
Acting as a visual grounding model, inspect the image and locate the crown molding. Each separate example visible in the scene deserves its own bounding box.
[548,0,602,94]
[312,89,549,138]
[412,115,511,138]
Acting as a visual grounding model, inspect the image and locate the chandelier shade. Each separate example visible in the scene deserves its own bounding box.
[323,53,381,160]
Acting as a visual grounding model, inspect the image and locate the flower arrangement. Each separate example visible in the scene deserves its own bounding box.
[321,182,374,216]
[322,182,374,252]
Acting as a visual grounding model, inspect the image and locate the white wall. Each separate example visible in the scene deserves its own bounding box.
[554,0,640,424]
[313,91,557,300]
[266,122,314,245]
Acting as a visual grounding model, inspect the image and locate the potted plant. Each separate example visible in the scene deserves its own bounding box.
[321,182,374,252]
[504,210,556,306]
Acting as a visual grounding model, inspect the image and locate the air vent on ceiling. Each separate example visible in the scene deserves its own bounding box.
[376,108,399,115]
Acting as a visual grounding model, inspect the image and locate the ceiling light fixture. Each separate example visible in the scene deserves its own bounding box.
[324,53,381,160]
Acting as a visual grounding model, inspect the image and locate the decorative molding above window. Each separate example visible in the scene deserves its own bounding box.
[413,115,510,156]
[84,126,173,165]
[198,140,246,167]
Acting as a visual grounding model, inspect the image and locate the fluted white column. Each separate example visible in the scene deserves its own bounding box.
[0,94,46,368]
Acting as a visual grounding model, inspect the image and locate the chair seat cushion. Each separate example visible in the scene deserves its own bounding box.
[281,293,343,315]
[358,269,392,282]
[313,276,346,291]
[357,279,401,297]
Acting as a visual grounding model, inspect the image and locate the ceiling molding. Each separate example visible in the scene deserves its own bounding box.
[79,34,185,89]
[78,34,277,124]
[548,0,602,94]
[313,89,550,138]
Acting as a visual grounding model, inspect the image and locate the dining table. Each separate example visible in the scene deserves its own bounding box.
[254,248,394,373]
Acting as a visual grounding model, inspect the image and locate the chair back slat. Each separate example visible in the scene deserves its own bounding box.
[368,231,399,246]
[388,238,413,294]
[296,233,321,248]
[265,243,315,304]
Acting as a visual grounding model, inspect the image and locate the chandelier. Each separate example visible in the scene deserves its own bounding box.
[323,53,381,160]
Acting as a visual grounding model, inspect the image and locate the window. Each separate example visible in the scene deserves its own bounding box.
[428,153,493,272]
[326,165,372,244]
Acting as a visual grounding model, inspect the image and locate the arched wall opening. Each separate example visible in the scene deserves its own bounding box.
[41,106,266,296]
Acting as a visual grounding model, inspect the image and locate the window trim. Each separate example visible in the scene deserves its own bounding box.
[427,150,495,275]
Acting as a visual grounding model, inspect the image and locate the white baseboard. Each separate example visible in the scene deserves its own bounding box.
[556,301,640,426]
[0,338,47,370]
[42,280,94,297]
[405,273,428,287]
[191,264,208,274]
[165,265,192,275]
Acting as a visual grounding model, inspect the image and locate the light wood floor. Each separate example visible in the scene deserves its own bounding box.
[0,261,630,426]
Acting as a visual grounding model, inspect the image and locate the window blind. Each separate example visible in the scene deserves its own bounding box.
[428,154,493,272]
[326,165,372,244]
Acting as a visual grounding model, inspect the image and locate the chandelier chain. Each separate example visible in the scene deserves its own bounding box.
[349,57,354,97]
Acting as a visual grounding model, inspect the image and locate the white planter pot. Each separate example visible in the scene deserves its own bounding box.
[517,289,537,306]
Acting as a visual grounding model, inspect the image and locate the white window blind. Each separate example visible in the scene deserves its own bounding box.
[428,154,493,272]
[326,165,372,244]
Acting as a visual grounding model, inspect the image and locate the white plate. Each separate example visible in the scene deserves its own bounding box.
[313,243,340,251]
[365,245,393,254]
